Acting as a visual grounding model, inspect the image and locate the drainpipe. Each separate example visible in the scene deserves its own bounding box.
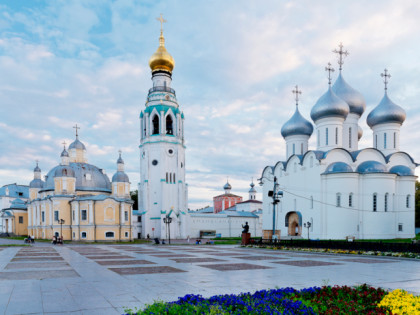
[119,202,122,241]
[93,201,96,242]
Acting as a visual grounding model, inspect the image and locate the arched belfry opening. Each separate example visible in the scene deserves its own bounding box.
[152,115,160,135]
[166,115,173,135]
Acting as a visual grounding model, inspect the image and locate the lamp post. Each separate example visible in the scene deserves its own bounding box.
[58,219,65,240]
[163,215,172,244]
[264,176,283,240]
[304,221,311,240]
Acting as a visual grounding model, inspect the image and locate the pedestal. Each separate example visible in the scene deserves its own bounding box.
[241,232,251,245]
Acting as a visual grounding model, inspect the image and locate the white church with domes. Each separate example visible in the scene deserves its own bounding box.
[260,45,417,240]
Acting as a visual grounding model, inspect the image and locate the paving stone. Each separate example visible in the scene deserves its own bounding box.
[5,262,70,269]
[109,266,186,275]
[233,255,284,260]
[170,257,225,263]
[0,269,79,280]
[12,257,64,262]
[272,260,343,267]
[337,258,397,264]
[15,252,60,256]
[149,254,196,258]
[95,260,155,266]
[199,263,272,271]
[86,255,134,260]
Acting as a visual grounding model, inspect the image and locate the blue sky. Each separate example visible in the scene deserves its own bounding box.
[0,0,420,209]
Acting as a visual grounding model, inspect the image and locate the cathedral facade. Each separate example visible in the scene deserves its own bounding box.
[261,45,417,240]
[27,133,133,241]
[138,18,188,239]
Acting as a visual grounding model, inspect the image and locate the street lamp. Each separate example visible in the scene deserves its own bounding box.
[163,215,172,244]
[304,221,311,240]
[58,219,65,240]
[263,175,283,240]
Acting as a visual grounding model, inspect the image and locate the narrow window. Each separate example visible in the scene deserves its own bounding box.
[124,211,128,221]
[300,143,303,154]
[384,193,388,212]
[125,232,129,237]
[19,216,23,224]
[375,135,378,149]
[406,195,410,208]
[293,143,295,155]
[81,210,87,221]
[349,193,353,207]
[173,173,176,183]
[373,193,377,212]
[326,128,329,145]
[317,130,320,146]
[349,127,352,148]
[42,211,45,222]
[310,196,313,209]
[384,133,387,149]
[54,211,59,221]
[152,115,159,135]
[336,193,341,207]
[166,115,173,135]
[398,223,403,232]
[170,173,172,183]
[137,216,142,222]
[394,132,396,149]
[166,172,168,183]
[72,210,75,221]
[335,127,338,145]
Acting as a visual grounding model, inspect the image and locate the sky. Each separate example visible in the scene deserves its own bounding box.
[0,0,420,209]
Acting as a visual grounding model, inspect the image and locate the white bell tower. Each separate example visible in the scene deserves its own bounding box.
[139,15,188,240]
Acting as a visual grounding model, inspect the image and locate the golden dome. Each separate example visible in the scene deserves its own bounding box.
[149,32,175,73]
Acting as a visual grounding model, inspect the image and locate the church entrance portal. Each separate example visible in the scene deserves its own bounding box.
[285,212,302,236]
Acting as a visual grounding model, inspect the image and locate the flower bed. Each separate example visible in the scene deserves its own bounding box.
[378,289,420,314]
[249,245,420,259]
[124,284,393,314]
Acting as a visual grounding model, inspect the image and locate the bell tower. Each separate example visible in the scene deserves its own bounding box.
[139,15,188,239]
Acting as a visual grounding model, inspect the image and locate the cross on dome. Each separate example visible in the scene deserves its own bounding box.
[381,69,391,92]
[325,62,335,86]
[292,85,302,107]
[73,124,80,138]
[332,42,349,71]
[62,140,67,149]
[156,13,167,33]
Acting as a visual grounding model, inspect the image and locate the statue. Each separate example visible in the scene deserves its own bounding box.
[242,221,249,234]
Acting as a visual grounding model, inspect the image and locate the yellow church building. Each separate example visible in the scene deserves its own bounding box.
[27,130,133,241]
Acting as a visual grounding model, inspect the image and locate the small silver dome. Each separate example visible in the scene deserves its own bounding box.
[249,182,257,193]
[54,165,75,177]
[34,164,41,172]
[324,162,353,174]
[69,138,86,150]
[117,154,124,164]
[29,178,44,189]
[358,125,363,140]
[61,148,69,157]
[356,160,387,174]
[112,171,129,183]
[311,87,349,122]
[389,165,413,176]
[224,182,232,190]
[281,106,313,138]
[367,93,406,128]
[332,73,366,116]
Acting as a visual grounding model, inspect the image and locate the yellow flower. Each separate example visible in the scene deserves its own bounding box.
[378,289,420,314]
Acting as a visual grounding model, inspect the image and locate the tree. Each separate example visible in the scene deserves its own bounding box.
[416,182,420,228]
[130,190,138,210]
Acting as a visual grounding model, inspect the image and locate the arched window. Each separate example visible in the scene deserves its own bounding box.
[105,231,115,238]
[373,193,377,212]
[81,232,87,239]
[166,173,168,183]
[336,193,341,207]
[394,132,396,149]
[384,133,387,149]
[349,127,352,148]
[293,143,295,155]
[166,115,173,135]
[375,135,378,149]
[349,193,353,207]
[310,196,313,209]
[152,115,160,135]
[326,128,329,145]
[335,127,338,144]
[173,173,176,183]
[406,195,410,208]
[384,193,389,212]
[300,143,303,154]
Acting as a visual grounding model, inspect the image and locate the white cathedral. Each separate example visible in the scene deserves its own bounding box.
[261,45,417,240]
[138,18,188,240]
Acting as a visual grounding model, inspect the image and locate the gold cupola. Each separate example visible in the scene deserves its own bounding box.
[149,15,175,74]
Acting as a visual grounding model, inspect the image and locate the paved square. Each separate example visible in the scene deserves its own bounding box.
[273,260,342,267]
[199,263,272,271]
[109,266,186,275]
[0,243,419,314]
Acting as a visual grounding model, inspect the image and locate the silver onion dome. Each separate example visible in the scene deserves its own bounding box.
[332,73,366,116]
[69,138,86,150]
[310,87,349,122]
[112,171,129,183]
[117,154,124,164]
[249,182,257,193]
[358,125,363,140]
[281,106,313,138]
[366,93,406,128]
[61,148,69,157]
[34,164,41,172]
[223,181,232,190]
